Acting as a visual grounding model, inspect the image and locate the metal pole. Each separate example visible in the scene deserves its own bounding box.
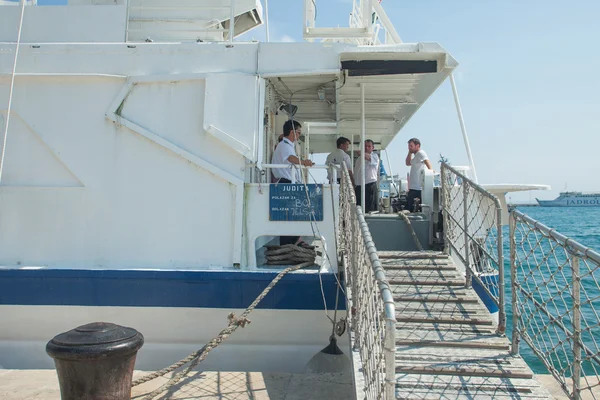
[496,202,506,335]
[441,165,450,255]
[371,0,402,44]
[384,318,396,399]
[572,255,582,400]
[361,0,372,32]
[229,0,235,45]
[384,149,397,193]
[361,0,367,28]
[463,184,471,288]
[384,149,394,179]
[124,0,130,42]
[509,213,520,355]
[0,0,26,184]
[351,209,359,348]
[350,134,355,173]
[449,73,478,183]
[304,125,310,183]
[360,83,366,212]
[264,0,270,42]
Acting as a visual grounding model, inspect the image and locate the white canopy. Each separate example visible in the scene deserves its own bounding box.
[270,43,457,154]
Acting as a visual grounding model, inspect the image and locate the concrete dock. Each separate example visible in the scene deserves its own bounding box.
[0,369,354,399]
[2,368,597,399]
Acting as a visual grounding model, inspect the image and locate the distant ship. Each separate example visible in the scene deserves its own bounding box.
[536,192,600,207]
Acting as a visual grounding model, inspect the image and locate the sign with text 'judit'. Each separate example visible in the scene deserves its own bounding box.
[269,184,324,221]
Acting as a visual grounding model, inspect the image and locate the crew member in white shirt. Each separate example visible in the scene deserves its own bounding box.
[354,139,379,213]
[325,136,354,185]
[405,137,433,212]
[271,119,314,246]
[272,120,314,184]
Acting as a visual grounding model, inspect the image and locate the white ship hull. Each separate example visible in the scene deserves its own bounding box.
[0,305,345,372]
[0,268,346,371]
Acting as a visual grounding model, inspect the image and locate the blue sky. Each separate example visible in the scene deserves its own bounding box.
[34,0,600,200]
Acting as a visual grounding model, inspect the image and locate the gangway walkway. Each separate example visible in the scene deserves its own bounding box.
[378,250,551,399]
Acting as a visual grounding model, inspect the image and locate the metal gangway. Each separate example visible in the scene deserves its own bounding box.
[341,162,600,399]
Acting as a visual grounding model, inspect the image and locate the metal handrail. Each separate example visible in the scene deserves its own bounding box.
[253,164,337,184]
[441,162,506,334]
[510,209,600,399]
[512,209,600,263]
[339,162,395,399]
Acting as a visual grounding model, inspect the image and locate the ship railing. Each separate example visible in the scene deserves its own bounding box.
[306,0,401,45]
[440,162,506,334]
[257,164,336,184]
[339,163,396,399]
[510,209,600,399]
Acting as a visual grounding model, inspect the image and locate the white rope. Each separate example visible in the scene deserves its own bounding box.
[0,0,27,183]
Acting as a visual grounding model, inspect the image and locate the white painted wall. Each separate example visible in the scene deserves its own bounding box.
[204,74,264,161]
[0,76,246,269]
[0,42,346,269]
[120,79,247,180]
[0,43,343,77]
[0,6,127,43]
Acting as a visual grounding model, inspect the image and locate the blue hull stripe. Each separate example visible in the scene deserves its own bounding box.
[0,269,345,310]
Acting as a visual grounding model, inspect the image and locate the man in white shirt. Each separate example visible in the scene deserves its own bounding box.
[271,119,314,246]
[405,137,433,212]
[354,139,379,213]
[325,137,354,185]
[272,120,314,183]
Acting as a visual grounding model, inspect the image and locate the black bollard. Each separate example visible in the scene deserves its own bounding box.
[46,322,144,400]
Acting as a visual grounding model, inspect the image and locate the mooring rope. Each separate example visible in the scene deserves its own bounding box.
[264,243,317,265]
[132,261,314,399]
[397,211,423,251]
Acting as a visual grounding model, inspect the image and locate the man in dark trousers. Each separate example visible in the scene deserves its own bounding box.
[354,139,379,213]
[405,137,433,212]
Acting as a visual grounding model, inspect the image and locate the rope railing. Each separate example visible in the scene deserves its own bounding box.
[510,209,600,399]
[339,163,396,399]
[440,162,506,334]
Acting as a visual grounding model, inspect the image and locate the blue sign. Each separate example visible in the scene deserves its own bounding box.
[269,184,324,221]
